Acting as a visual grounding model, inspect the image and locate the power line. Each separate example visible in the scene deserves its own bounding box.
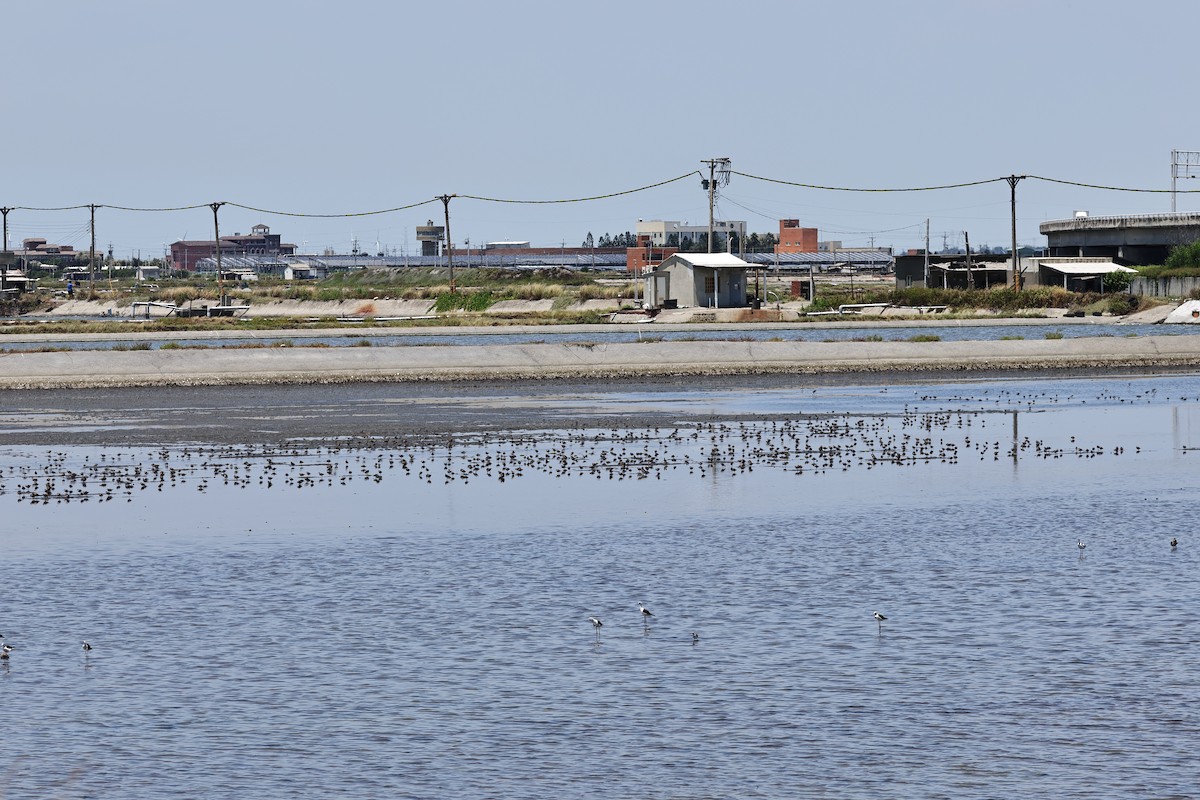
[7,170,1200,226]
[1026,174,1200,193]
[732,171,1008,192]
[224,198,438,218]
[458,171,701,204]
[103,203,211,212]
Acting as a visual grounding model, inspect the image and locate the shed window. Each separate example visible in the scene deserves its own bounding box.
[704,276,715,294]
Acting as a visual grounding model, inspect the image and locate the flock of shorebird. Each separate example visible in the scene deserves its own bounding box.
[3,383,1168,505]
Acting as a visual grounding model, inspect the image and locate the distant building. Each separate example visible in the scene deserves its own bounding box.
[626,235,677,274]
[775,220,818,254]
[636,219,747,248]
[416,222,445,257]
[9,237,87,268]
[895,253,1011,289]
[170,224,295,272]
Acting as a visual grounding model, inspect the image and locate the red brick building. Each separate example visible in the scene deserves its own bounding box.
[626,235,677,273]
[170,224,295,272]
[775,219,819,254]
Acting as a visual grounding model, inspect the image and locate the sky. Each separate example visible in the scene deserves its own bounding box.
[4,0,1199,259]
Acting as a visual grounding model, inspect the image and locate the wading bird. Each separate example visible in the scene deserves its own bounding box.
[1171,537,1178,550]
[587,617,603,641]
[637,602,654,625]
[1,643,12,660]
[873,611,887,633]
[1077,539,1086,553]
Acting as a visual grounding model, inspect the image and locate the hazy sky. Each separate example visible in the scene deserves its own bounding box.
[5,0,1197,258]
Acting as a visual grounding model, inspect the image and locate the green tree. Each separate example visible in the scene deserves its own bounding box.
[1165,240,1200,270]
[1103,270,1133,293]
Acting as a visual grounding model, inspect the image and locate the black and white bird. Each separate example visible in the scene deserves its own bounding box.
[637,602,654,621]
[1,643,12,660]
[82,641,92,653]
[1077,539,1086,552]
[587,617,603,640]
[873,611,887,632]
[691,632,700,645]
[1171,537,1178,550]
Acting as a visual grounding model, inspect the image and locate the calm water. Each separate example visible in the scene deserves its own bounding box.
[2,321,1199,351]
[2,376,1199,798]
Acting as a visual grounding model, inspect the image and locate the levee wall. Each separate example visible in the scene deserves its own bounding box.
[1130,276,1200,298]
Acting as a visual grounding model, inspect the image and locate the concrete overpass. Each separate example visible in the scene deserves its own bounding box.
[1040,212,1200,264]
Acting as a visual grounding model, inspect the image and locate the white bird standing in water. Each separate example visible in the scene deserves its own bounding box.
[637,602,654,629]
[873,611,887,633]
[587,617,603,641]
[1,643,12,660]
[1077,539,1086,553]
[82,641,92,653]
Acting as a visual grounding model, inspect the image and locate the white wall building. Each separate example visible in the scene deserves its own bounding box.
[636,219,747,247]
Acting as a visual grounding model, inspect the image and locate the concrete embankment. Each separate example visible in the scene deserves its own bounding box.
[1,336,1199,389]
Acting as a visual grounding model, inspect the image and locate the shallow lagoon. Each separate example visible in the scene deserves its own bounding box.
[2,375,1198,798]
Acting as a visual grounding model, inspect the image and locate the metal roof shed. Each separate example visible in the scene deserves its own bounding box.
[643,253,751,309]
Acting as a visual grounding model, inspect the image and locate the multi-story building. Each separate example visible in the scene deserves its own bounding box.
[170,224,295,272]
[635,219,747,248]
[774,220,818,253]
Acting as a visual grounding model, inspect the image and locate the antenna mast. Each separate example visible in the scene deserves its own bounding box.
[1171,150,1200,212]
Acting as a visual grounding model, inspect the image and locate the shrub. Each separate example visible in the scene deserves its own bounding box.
[1165,240,1200,271]
[1103,271,1133,293]
[1107,294,1139,316]
[434,291,495,313]
[1044,331,1064,340]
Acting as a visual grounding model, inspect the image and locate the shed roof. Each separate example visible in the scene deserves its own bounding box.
[1037,260,1136,275]
[663,253,751,268]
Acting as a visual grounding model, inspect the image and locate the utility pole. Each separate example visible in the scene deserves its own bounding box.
[707,165,716,253]
[89,204,97,296]
[924,218,930,288]
[1007,175,1024,290]
[211,202,225,309]
[1,207,10,298]
[964,230,973,290]
[439,194,456,293]
[700,158,731,254]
